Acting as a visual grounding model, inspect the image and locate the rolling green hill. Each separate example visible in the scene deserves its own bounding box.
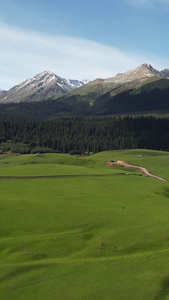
[0,150,169,299]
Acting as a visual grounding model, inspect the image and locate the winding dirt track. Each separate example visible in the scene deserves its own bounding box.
[106,160,168,182]
[0,161,167,181]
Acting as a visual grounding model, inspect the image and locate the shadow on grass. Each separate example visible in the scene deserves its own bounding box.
[163,188,169,199]
[155,277,169,300]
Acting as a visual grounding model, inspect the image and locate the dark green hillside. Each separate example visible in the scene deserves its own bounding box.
[136,77,169,92]
[0,88,169,121]
[0,96,91,121]
[93,79,169,115]
[0,78,169,120]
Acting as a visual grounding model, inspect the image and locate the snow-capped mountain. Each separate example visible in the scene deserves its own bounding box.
[0,71,88,103]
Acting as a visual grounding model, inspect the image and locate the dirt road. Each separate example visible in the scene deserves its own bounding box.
[106,160,168,182]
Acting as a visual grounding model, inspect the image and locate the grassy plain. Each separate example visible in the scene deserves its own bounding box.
[0,149,169,299]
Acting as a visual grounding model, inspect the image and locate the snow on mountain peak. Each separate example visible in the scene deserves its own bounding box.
[13,71,88,93]
[0,71,88,103]
[13,71,59,92]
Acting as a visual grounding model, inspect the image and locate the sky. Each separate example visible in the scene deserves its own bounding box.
[0,0,169,90]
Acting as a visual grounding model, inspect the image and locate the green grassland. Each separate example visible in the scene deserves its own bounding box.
[0,150,169,299]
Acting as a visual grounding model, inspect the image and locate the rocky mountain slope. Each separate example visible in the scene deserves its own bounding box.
[0,89,6,94]
[65,64,169,103]
[0,71,88,103]
[103,63,162,83]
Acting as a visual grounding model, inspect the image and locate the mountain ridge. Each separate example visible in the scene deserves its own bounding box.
[103,63,162,83]
[0,71,88,103]
[63,63,169,104]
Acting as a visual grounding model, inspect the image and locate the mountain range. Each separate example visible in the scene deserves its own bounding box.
[1,63,169,104]
[0,63,169,119]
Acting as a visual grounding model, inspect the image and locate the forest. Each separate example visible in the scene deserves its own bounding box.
[0,116,169,154]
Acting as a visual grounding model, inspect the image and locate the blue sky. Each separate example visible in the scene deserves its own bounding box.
[0,0,169,90]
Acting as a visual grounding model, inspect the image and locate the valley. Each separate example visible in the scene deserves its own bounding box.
[0,63,169,300]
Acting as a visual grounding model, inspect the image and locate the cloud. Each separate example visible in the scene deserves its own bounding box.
[0,23,168,90]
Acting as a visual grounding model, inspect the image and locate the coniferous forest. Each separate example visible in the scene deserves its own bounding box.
[0,116,169,154]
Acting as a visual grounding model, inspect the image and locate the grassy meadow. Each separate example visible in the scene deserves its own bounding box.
[0,149,169,299]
